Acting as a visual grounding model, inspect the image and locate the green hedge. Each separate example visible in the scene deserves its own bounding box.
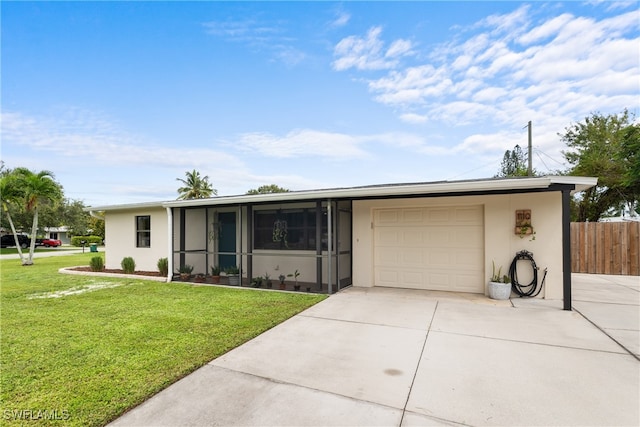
[70,236,103,247]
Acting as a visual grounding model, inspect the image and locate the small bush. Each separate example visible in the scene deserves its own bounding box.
[121,257,136,274]
[71,235,103,247]
[89,256,104,272]
[157,258,169,276]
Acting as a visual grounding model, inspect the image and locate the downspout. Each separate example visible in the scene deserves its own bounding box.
[166,207,173,282]
[562,188,572,311]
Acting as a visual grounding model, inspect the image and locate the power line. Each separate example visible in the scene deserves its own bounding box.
[533,147,567,167]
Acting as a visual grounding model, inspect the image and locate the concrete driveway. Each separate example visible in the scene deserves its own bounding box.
[110,274,639,426]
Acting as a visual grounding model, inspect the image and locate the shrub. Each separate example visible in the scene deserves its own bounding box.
[157,258,169,276]
[71,235,103,247]
[89,256,104,272]
[121,257,136,274]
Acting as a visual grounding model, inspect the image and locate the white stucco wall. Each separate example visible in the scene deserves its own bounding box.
[104,207,169,272]
[352,192,564,299]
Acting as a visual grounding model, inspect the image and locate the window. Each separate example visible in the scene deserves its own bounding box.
[136,215,151,248]
[254,208,327,251]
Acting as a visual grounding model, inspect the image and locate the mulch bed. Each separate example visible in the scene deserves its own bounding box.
[69,267,163,277]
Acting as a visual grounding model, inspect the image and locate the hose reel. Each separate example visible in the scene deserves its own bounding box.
[509,250,548,298]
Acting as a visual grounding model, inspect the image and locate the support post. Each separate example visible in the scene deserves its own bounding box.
[166,207,173,282]
[179,208,186,269]
[316,202,322,290]
[527,120,533,176]
[247,205,252,285]
[562,188,572,310]
[327,200,333,295]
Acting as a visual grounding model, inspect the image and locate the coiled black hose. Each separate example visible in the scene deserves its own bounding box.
[509,250,548,298]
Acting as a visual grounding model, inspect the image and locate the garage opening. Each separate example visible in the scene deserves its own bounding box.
[373,205,484,293]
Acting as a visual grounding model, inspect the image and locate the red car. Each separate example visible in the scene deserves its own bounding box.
[36,238,62,247]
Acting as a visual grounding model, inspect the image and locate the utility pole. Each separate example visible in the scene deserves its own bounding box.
[527,121,533,176]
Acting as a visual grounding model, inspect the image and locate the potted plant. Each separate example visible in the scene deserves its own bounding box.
[488,262,511,300]
[210,266,221,284]
[264,273,273,289]
[251,276,263,288]
[178,264,193,281]
[225,266,240,286]
[288,269,301,291]
[278,274,286,290]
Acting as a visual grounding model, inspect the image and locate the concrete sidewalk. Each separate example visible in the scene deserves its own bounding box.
[110,275,640,426]
[0,248,87,260]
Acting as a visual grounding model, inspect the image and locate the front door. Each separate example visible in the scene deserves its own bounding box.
[218,212,236,270]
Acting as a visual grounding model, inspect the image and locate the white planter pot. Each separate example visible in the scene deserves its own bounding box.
[228,275,240,286]
[488,281,512,300]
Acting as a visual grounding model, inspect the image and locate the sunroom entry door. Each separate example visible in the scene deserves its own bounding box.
[373,205,484,293]
[218,212,236,271]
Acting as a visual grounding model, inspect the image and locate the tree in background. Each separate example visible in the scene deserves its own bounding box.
[495,145,531,178]
[176,169,217,200]
[560,109,639,222]
[246,184,290,195]
[619,123,640,204]
[88,214,105,240]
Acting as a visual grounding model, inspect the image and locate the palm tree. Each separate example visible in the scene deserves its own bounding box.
[0,170,27,264]
[176,169,217,200]
[16,168,63,265]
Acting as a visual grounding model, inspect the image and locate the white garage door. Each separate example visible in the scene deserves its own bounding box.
[374,205,484,293]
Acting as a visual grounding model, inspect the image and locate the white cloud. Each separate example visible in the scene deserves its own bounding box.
[332,26,413,71]
[517,13,573,45]
[330,10,351,28]
[334,4,639,141]
[1,110,241,169]
[399,113,428,124]
[386,39,414,58]
[203,18,304,66]
[235,129,368,159]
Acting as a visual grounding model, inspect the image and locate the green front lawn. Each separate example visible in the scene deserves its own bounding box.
[0,253,325,426]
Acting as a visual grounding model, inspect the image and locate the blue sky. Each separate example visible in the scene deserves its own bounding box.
[2,1,638,207]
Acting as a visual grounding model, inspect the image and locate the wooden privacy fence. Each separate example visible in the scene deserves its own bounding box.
[571,222,640,275]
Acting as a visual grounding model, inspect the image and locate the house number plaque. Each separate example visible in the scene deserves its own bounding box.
[515,209,533,236]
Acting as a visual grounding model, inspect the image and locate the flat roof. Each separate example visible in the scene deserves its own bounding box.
[87,175,597,212]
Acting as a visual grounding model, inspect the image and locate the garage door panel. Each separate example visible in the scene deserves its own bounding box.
[427,251,451,267]
[454,206,484,224]
[374,205,484,293]
[453,227,483,247]
[426,208,450,223]
[454,249,483,269]
[454,273,484,293]
[377,210,400,224]
[402,209,424,223]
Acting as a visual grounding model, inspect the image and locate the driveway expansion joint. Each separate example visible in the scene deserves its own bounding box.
[299,313,431,331]
[400,301,439,426]
[433,330,631,356]
[207,364,408,413]
[573,307,640,361]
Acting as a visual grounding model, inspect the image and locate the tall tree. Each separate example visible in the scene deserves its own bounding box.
[246,184,290,195]
[14,168,63,265]
[560,109,638,221]
[619,123,640,214]
[495,145,533,178]
[0,169,27,263]
[176,170,217,200]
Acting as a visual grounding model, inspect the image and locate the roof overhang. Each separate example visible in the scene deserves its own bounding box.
[86,176,598,212]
